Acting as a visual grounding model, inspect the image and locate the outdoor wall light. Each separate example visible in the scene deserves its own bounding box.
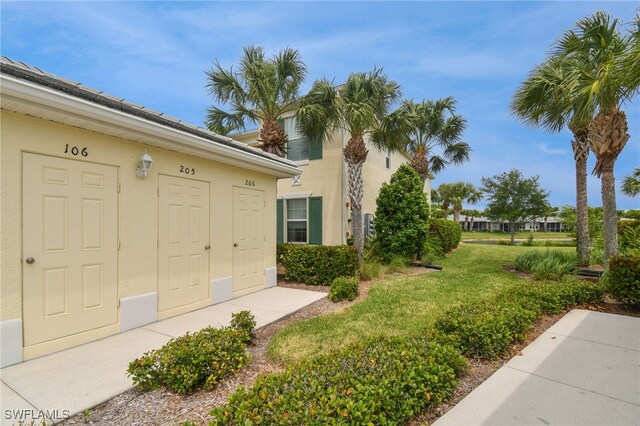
[136,150,153,179]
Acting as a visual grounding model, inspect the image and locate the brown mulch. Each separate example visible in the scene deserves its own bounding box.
[62,265,637,426]
[63,267,435,425]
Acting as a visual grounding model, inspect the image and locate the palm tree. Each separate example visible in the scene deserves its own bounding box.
[622,167,640,197]
[555,12,639,265]
[372,98,470,183]
[450,182,482,223]
[432,183,455,218]
[512,55,592,265]
[205,46,307,156]
[296,68,401,256]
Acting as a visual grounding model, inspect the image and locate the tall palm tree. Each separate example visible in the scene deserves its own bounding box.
[622,167,640,197]
[297,68,401,257]
[372,98,470,183]
[205,46,307,157]
[449,182,482,223]
[512,56,593,265]
[556,12,639,265]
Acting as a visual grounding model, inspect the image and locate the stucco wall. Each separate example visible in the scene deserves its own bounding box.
[0,110,277,321]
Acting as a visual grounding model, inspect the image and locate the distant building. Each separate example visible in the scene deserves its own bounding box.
[451,215,569,233]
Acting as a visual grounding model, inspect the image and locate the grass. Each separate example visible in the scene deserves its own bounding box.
[268,244,574,365]
[462,231,572,241]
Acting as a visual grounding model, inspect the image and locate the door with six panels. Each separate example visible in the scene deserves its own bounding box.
[158,175,210,315]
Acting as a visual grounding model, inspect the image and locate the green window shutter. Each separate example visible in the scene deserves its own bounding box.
[277,199,284,244]
[308,196,323,245]
[309,134,323,160]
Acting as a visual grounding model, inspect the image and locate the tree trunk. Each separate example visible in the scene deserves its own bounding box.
[411,145,429,183]
[453,209,461,223]
[571,127,591,266]
[344,134,368,260]
[510,221,516,245]
[470,216,475,232]
[543,218,548,233]
[600,155,619,267]
[258,119,288,157]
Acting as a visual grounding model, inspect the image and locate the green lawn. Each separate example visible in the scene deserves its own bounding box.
[462,231,573,240]
[268,244,574,365]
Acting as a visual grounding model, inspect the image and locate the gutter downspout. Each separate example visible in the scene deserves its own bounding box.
[341,128,347,245]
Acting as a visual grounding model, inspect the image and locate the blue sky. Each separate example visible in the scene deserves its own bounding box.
[2,1,639,210]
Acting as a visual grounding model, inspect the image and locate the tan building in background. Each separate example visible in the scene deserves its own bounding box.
[235,116,429,245]
[0,57,299,366]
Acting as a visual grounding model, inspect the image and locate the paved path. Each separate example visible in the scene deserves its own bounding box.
[435,309,640,426]
[0,287,325,425]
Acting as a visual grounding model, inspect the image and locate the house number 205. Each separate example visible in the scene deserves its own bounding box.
[64,144,88,157]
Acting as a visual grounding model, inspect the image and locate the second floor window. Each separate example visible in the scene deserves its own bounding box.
[284,118,309,162]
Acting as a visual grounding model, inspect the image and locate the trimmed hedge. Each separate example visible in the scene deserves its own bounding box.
[127,311,255,394]
[328,277,359,302]
[209,337,466,425]
[280,244,359,285]
[428,218,462,253]
[435,279,604,358]
[608,255,640,307]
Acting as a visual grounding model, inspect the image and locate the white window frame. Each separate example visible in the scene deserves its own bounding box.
[283,194,311,244]
[284,117,310,163]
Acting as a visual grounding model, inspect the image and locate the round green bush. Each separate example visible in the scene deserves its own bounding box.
[608,255,640,308]
[428,218,462,252]
[328,277,359,302]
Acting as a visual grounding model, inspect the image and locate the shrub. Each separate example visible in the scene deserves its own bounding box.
[209,337,466,425]
[421,233,445,264]
[514,250,577,280]
[276,243,290,264]
[521,233,535,246]
[618,219,640,234]
[435,279,604,359]
[496,239,512,246]
[127,311,254,394]
[373,164,430,261]
[328,277,359,302]
[386,256,409,273]
[428,218,462,252]
[608,255,640,307]
[230,310,257,344]
[618,225,640,255]
[359,261,381,281]
[281,244,359,285]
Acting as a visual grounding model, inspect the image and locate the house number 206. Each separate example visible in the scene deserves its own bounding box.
[64,144,88,157]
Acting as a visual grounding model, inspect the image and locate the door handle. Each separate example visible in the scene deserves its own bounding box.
[26,257,35,264]
[205,244,210,250]
[233,243,238,247]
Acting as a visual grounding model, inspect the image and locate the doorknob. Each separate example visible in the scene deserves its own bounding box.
[233,243,238,247]
[26,257,35,264]
[204,244,210,250]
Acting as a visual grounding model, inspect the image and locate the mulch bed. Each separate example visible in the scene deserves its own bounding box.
[63,266,637,426]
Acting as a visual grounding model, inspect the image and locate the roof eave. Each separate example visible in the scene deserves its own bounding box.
[0,74,300,179]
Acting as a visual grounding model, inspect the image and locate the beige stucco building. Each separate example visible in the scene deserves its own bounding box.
[235,117,429,245]
[0,57,299,366]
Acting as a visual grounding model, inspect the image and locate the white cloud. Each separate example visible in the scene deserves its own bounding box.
[537,143,566,155]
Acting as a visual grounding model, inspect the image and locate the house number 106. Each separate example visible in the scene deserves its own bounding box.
[64,144,88,157]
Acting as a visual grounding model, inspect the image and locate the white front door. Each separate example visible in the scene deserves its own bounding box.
[232,187,265,294]
[158,175,210,316]
[22,153,118,348]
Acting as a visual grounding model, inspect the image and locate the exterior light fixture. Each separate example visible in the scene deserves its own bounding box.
[136,150,153,179]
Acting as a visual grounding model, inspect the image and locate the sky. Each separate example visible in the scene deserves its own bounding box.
[2,1,639,210]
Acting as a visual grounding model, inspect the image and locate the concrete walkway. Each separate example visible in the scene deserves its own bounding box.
[0,286,325,425]
[435,309,640,426]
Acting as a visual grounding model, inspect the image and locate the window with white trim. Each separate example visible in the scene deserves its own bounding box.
[286,198,307,243]
[284,118,309,162]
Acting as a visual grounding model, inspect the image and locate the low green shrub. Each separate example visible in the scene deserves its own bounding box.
[435,279,604,359]
[230,310,257,344]
[521,234,535,246]
[386,256,409,273]
[276,243,290,264]
[514,250,577,280]
[607,255,640,307]
[127,311,255,394]
[618,226,640,255]
[428,218,462,252]
[281,244,359,285]
[421,233,445,264]
[496,240,512,246]
[618,219,640,234]
[359,261,381,281]
[209,337,466,425]
[328,277,359,302]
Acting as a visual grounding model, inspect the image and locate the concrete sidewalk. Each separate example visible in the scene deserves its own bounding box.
[435,309,640,425]
[0,286,325,425]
